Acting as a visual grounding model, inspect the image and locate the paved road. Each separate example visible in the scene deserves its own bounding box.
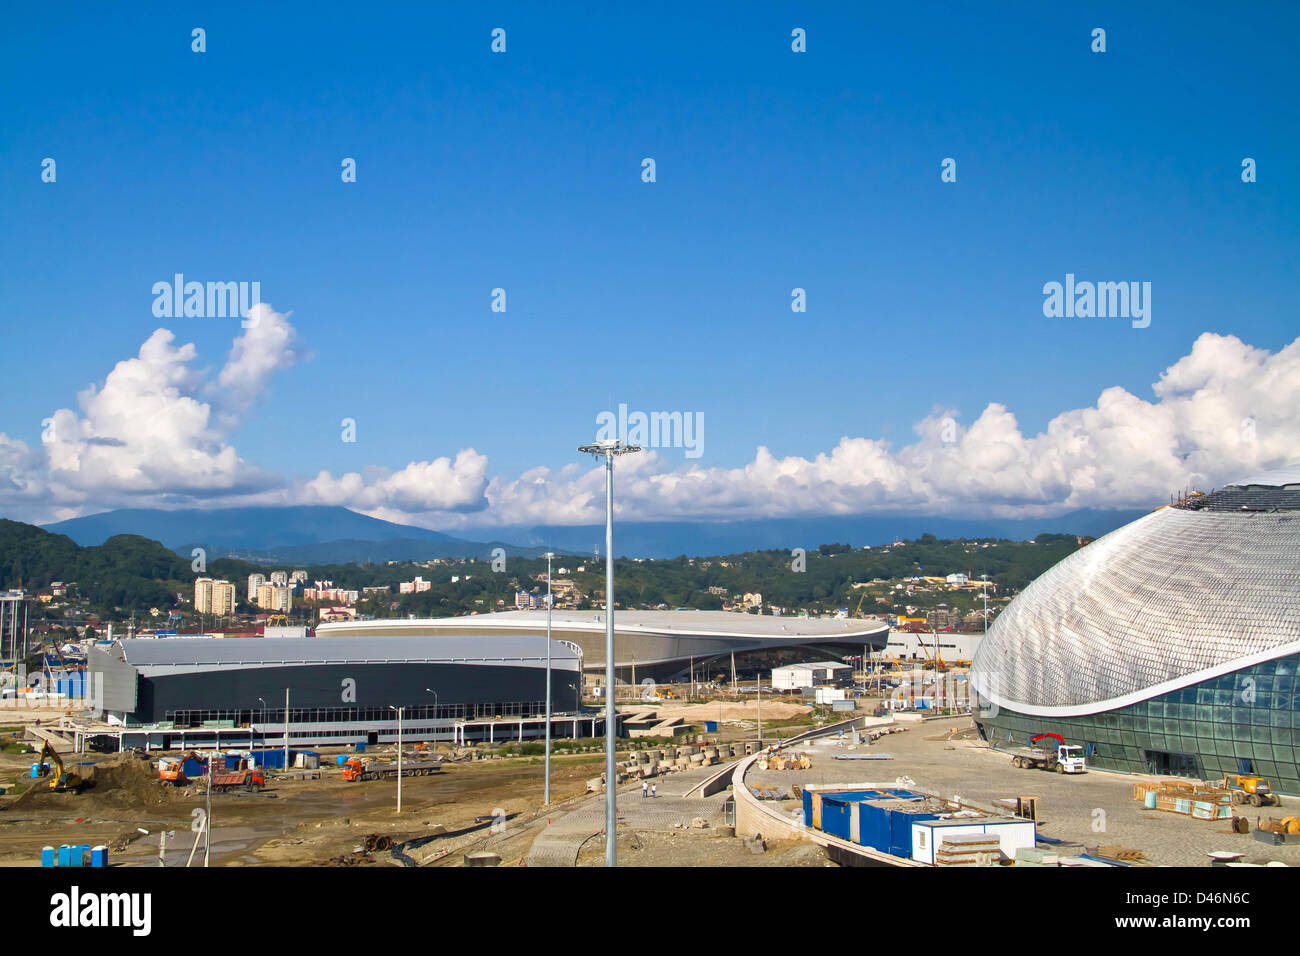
[527,765,731,867]
[748,718,1300,867]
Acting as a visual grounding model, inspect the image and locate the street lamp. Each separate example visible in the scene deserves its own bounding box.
[544,550,554,805]
[256,697,266,760]
[424,688,439,746]
[577,438,641,867]
[390,705,403,814]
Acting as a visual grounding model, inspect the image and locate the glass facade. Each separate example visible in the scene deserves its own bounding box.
[975,652,1300,794]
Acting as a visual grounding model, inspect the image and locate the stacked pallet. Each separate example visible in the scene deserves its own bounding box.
[756,753,812,771]
[1135,780,1232,820]
[934,833,1001,866]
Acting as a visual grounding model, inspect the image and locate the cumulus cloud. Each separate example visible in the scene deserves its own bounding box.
[3,327,1298,530]
[214,304,302,423]
[424,332,1300,530]
[0,308,303,519]
[299,450,490,514]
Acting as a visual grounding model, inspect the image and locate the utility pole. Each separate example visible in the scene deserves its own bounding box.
[577,438,641,868]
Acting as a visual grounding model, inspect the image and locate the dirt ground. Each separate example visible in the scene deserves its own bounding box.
[0,745,608,867]
[654,699,813,722]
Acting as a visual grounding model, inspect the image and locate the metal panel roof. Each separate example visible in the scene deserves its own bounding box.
[114,634,580,668]
[1227,465,1300,489]
[319,609,888,641]
[971,506,1300,716]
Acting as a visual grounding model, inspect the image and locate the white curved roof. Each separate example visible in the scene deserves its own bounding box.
[970,505,1300,717]
[319,609,888,641]
[1227,465,1300,489]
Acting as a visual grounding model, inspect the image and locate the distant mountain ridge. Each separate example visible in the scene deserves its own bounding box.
[41,506,549,563]
[39,504,1148,563]
[476,509,1149,558]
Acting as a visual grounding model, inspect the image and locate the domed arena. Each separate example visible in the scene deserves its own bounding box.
[971,467,1300,790]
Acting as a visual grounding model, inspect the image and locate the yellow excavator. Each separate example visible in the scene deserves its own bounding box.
[35,740,86,792]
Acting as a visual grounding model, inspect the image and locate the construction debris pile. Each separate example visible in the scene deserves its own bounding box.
[587,742,748,791]
[756,752,811,771]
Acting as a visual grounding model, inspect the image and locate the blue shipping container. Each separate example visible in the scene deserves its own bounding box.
[889,809,937,857]
[821,797,854,841]
[857,801,893,851]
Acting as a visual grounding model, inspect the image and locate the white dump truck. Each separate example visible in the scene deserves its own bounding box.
[1009,733,1087,773]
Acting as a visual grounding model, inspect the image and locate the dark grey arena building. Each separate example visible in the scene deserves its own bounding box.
[87,635,584,749]
[971,468,1300,793]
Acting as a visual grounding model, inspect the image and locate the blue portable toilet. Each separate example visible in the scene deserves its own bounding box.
[90,846,108,868]
[57,845,73,867]
[41,846,55,867]
[69,844,88,867]
[355,741,366,753]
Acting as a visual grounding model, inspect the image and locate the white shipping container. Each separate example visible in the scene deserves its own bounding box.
[911,819,1036,865]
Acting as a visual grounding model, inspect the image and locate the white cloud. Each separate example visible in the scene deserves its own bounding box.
[215,304,301,419]
[4,328,1298,531]
[1,309,304,520]
[424,332,1300,529]
[299,450,490,515]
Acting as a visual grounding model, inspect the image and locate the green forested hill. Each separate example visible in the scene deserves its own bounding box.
[0,515,1085,622]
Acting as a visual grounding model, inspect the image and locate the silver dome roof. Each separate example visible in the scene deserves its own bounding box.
[971,505,1300,717]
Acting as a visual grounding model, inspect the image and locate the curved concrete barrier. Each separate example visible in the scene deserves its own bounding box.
[730,715,922,865]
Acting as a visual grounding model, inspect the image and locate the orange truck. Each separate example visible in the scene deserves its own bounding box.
[341,756,443,782]
[210,769,266,792]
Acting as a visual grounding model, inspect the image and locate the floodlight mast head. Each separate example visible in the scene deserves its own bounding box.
[578,439,642,459]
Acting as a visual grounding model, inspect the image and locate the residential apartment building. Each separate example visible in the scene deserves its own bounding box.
[256,583,293,612]
[195,578,236,617]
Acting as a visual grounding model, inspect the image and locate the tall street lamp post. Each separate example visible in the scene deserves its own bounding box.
[544,551,556,804]
[577,438,641,867]
[390,705,404,813]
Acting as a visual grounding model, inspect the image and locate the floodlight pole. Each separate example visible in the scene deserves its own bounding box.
[578,439,641,868]
[390,705,403,813]
[545,551,554,805]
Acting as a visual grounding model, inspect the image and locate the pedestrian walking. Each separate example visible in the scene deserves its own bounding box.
[642,780,648,798]
[651,783,657,798]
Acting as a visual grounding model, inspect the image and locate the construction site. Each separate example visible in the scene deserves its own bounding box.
[5,640,1299,869]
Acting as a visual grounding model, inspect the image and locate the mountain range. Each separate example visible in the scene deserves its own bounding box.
[40,505,1148,563]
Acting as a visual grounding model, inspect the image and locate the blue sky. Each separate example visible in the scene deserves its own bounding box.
[1,2,1297,529]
